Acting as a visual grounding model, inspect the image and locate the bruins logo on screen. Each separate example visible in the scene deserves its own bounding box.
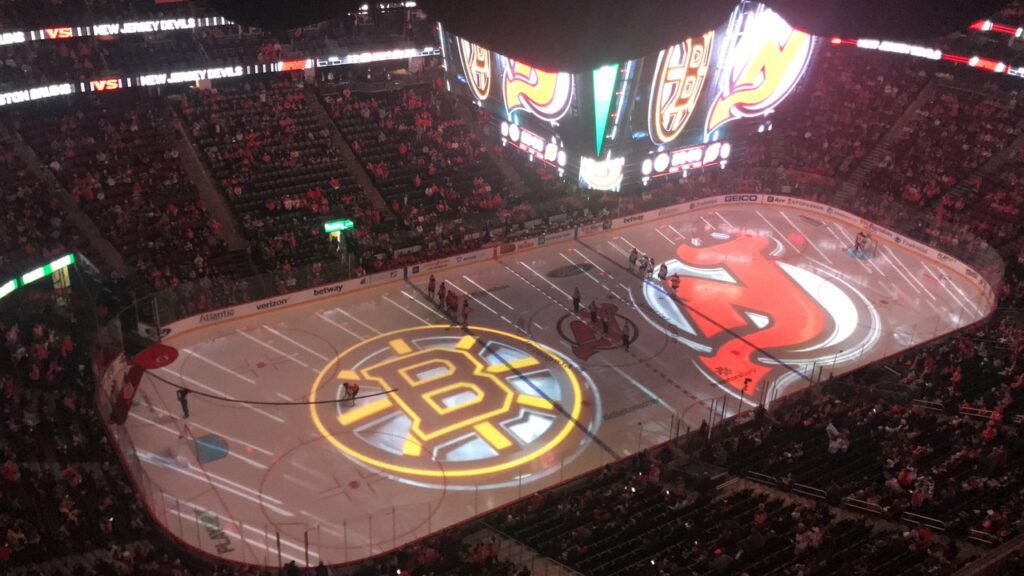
[457,38,492,101]
[649,31,714,145]
[310,326,597,488]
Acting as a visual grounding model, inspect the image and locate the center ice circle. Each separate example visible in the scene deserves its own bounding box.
[308,325,597,489]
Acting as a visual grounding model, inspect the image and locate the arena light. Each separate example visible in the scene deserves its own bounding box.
[0,46,439,108]
[19,253,75,287]
[835,36,1024,81]
[0,279,17,300]
[0,83,74,106]
[970,19,1024,38]
[316,47,437,69]
[0,31,26,45]
[21,267,46,286]
[2,17,231,45]
[50,253,75,271]
[324,219,355,233]
[579,155,625,191]
[592,64,619,156]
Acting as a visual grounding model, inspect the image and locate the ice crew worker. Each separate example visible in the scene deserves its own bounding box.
[629,248,638,271]
[670,273,680,292]
[658,263,668,281]
[437,281,447,306]
[176,388,191,419]
[621,324,631,351]
[427,275,436,299]
[572,287,581,313]
[461,300,471,325]
[342,382,360,406]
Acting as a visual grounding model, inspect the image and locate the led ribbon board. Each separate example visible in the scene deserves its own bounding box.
[0,48,441,108]
[1,253,75,302]
[0,17,231,45]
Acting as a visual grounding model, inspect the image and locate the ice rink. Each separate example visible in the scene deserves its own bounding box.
[118,203,992,566]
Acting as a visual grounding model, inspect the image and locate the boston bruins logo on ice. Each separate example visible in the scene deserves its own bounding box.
[640,232,879,401]
[309,326,598,488]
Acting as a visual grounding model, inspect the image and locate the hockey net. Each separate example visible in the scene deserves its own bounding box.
[851,232,878,259]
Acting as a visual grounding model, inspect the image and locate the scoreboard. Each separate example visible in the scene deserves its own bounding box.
[439,1,816,190]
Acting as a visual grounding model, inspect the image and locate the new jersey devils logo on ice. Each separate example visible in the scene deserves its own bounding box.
[641,231,876,399]
[557,303,639,360]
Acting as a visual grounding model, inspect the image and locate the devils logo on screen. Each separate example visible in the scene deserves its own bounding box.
[644,232,872,398]
[502,60,575,123]
[705,8,813,136]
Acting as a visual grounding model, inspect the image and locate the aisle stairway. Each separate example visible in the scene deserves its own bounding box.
[170,99,248,252]
[454,100,532,198]
[837,79,938,203]
[944,129,1024,201]
[306,86,392,215]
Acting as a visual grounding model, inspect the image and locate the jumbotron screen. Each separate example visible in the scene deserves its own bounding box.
[439,1,816,190]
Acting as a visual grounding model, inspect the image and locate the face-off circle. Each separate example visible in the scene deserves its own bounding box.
[310,326,597,489]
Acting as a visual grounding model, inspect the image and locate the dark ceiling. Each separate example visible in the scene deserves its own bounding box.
[204,0,1011,72]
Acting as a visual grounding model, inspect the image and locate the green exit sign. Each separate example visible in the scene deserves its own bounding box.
[324,219,354,233]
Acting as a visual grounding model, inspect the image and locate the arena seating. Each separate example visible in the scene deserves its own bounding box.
[0,313,151,567]
[99,34,208,77]
[0,39,105,90]
[863,85,1024,207]
[943,146,1024,254]
[769,48,934,178]
[0,142,75,278]
[5,30,1024,576]
[16,94,229,290]
[987,0,1024,24]
[322,84,513,254]
[181,75,382,274]
[0,0,212,30]
[497,451,966,575]
[714,291,1024,542]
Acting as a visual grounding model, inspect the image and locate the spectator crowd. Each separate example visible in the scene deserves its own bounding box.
[3,16,1024,576]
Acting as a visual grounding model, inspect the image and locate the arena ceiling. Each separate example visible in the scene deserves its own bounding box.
[205,0,1011,72]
